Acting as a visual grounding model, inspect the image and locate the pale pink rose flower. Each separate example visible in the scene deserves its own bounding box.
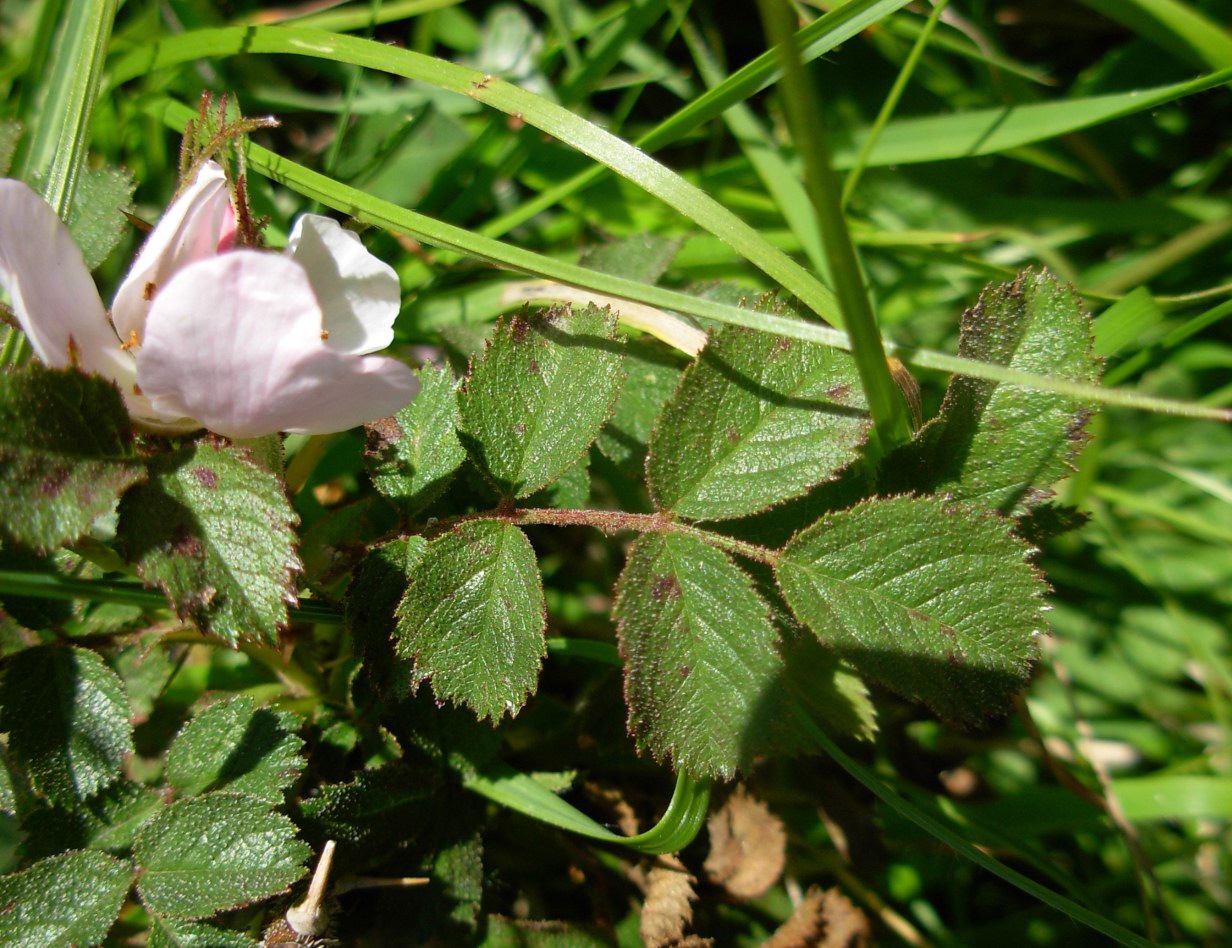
[0,160,417,438]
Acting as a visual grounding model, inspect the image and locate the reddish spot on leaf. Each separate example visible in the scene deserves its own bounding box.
[726,426,741,443]
[651,575,681,602]
[678,665,691,678]
[192,467,219,490]
[41,467,70,497]
[825,383,852,401]
[527,359,541,375]
[510,316,530,344]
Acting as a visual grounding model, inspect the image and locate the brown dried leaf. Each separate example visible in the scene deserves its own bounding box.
[640,865,698,948]
[764,886,871,948]
[703,785,786,899]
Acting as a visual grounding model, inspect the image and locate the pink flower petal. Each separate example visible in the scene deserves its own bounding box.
[0,179,132,378]
[136,252,417,439]
[285,214,400,355]
[111,160,234,346]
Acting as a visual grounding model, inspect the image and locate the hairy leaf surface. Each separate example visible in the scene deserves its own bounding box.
[0,366,143,552]
[881,270,1100,514]
[65,164,136,270]
[614,533,781,779]
[135,793,309,919]
[117,442,300,646]
[648,326,869,520]
[22,780,163,860]
[596,338,685,478]
[166,695,305,804]
[776,495,1047,725]
[395,520,546,720]
[365,363,465,519]
[148,917,257,948]
[0,645,133,805]
[0,850,134,948]
[459,304,624,498]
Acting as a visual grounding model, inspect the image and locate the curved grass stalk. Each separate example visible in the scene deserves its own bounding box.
[463,754,711,855]
[137,100,1226,424]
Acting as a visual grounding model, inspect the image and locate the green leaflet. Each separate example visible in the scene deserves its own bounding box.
[148,917,257,948]
[298,761,434,859]
[0,365,144,553]
[166,695,305,804]
[595,338,685,479]
[21,780,162,860]
[614,533,781,779]
[458,303,625,499]
[0,850,134,948]
[347,536,425,701]
[648,325,870,520]
[881,270,1101,515]
[62,164,135,270]
[365,363,466,520]
[395,520,546,720]
[776,495,1048,726]
[0,645,133,805]
[134,793,309,919]
[580,232,683,284]
[117,442,300,647]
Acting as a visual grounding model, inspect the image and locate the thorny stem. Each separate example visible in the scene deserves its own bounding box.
[424,507,780,567]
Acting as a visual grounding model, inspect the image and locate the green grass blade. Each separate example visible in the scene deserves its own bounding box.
[798,712,1156,948]
[463,760,709,854]
[1080,0,1232,69]
[111,24,843,326]
[142,99,1232,424]
[759,0,910,447]
[681,19,830,284]
[841,0,949,207]
[242,0,461,31]
[831,66,1232,169]
[17,0,118,217]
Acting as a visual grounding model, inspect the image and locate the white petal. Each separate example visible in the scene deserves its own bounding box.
[136,252,418,439]
[111,160,234,346]
[285,214,400,355]
[0,178,151,384]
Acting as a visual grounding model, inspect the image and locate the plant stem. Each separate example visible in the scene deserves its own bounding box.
[757,0,913,455]
[429,507,781,567]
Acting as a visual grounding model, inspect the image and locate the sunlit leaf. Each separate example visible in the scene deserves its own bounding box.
[881,270,1100,515]
[395,520,546,720]
[117,442,300,646]
[648,326,869,520]
[135,793,309,919]
[614,533,781,779]
[459,304,624,498]
[0,850,134,948]
[365,363,465,519]
[777,495,1047,725]
[166,695,305,804]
